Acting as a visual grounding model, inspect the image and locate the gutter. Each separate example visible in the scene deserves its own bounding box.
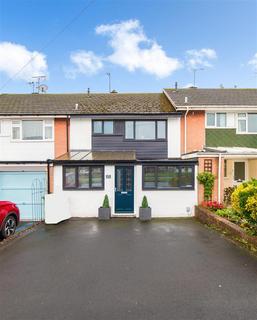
[0,161,47,164]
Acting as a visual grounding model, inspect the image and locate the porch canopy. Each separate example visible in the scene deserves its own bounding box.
[54,150,137,163]
[182,147,257,159]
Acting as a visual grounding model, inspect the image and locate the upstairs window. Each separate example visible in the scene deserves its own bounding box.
[93,121,114,135]
[11,120,53,141]
[248,114,257,133]
[206,113,227,128]
[237,113,257,133]
[135,121,155,140]
[125,120,166,140]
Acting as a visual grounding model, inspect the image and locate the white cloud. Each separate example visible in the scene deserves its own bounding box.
[186,48,217,69]
[183,83,194,88]
[65,50,103,78]
[248,53,257,71]
[0,42,48,81]
[95,19,181,78]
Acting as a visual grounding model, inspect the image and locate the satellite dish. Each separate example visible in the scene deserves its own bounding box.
[38,84,48,93]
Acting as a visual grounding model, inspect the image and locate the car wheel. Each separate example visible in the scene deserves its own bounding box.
[0,216,17,239]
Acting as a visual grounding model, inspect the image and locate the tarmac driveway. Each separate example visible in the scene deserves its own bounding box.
[1,218,257,320]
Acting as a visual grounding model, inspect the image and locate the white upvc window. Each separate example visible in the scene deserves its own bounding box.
[206,112,227,128]
[237,113,247,133]
[237,113,257,134]
[11,119,54,141]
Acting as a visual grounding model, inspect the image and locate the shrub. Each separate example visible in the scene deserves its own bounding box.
[216,208,241,223]
[231,179,257,220]
[102,194,110,208]
[223,186,236,205]
[141,196,149,208]
[202,200,224,211]
[197,172,215,201]
[246,194,257,220]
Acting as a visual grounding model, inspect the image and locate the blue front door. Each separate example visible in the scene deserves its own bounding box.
[115,166,134,213]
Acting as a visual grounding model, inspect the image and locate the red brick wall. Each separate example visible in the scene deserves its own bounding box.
[198,157,224,204]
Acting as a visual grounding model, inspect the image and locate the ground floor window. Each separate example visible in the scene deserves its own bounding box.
[63,166,104,190]
[234,162,245,182]
[142,165,194,190]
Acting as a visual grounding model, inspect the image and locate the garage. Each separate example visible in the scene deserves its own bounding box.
[0,171,46,221]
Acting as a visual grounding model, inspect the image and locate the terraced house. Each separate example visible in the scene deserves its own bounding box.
[164,88,257,204]
[0,88,256,223]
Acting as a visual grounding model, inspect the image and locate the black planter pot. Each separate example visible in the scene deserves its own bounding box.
[139,207,152,221]
[98,207,111,220]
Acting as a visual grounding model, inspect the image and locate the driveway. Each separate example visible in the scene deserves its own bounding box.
[1,219,257,320]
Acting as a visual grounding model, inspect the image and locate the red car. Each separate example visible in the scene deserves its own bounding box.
[0,201,20,239]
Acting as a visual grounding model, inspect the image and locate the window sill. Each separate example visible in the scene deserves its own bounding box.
[142,187,194,191]
[10,139,54,143]
[63,188,104,191]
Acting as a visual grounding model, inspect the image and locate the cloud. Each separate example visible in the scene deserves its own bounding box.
[95,19,181,78]
[65,50,103,78]
[248,53,257,71]
[186,48,217,69]
[0,42,48,81]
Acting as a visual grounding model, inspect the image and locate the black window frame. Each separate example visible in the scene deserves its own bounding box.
[124,120,167,141]
[142,165,195,190]
[92,120,114,135]
[63,165,105,190]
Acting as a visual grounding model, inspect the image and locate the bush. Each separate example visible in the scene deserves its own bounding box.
[141,196,149,208]
[231,179,257,220]
[216,208,241,224]
[197,172,215,201]
[102,194,110,208]
[202,201,224,211]
[223,186,236,205]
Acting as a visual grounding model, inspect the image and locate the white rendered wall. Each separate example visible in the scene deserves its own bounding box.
[70,118,91,150]
[0,119,54,161]
[168,117,181,158]
[226,113,236,128]
[45,164,198,223]
[45,165,115,223]
[134,165,197,218]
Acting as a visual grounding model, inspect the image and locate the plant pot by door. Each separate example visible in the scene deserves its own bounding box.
[98,207,111,220]
[139,207,151,221]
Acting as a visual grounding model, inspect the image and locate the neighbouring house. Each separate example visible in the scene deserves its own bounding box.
[0,94,70,220]
[164,88,257,204]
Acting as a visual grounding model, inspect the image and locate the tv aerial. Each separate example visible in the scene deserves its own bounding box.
[38,84,48,93]
[28,75,47,93]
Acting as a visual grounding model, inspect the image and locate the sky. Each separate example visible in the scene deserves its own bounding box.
[0,0,257,93]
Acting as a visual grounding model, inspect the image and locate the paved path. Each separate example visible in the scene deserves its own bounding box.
[1,219,257,320]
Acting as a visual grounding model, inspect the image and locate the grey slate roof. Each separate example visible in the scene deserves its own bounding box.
[0,93,175,115]
[164,88,257,106]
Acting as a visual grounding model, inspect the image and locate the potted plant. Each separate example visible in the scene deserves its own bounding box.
[139,196,151,221]
[98,194,111,220]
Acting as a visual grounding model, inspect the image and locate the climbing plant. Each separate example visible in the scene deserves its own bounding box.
[197,172,215,201]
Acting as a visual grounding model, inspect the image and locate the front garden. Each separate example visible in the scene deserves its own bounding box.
[197,172,257,250]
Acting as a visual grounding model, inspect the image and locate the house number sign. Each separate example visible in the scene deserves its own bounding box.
[106,174,111,179]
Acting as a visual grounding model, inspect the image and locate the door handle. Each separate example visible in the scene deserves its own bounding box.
[121,191,128,194]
